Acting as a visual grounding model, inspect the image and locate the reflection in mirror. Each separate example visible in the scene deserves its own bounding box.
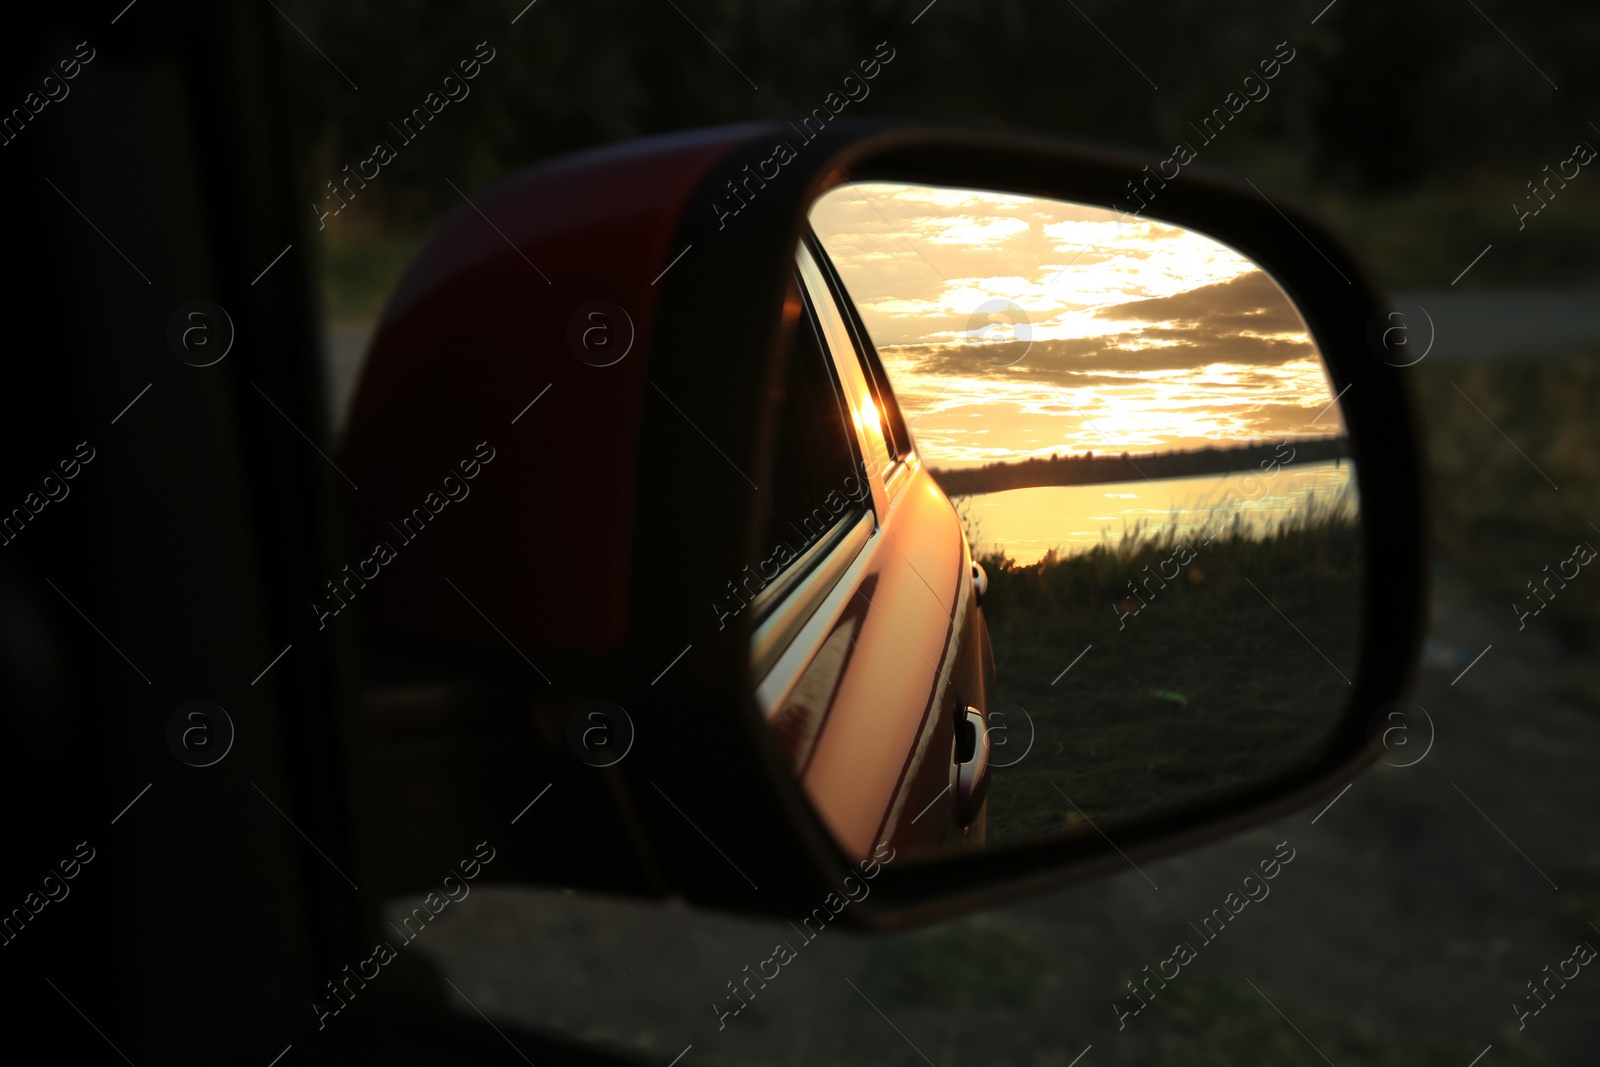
[755,182,1360,862]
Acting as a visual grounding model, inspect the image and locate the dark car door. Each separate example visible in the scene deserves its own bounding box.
[754,236,993,861]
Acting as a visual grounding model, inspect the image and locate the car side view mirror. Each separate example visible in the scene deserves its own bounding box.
[336,122,1426,928]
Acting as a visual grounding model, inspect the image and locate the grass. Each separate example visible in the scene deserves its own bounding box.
[314,208,425,322]
[1411,352,1600,646]
[1128,977,1552,1067]
[1317,178,1600,291]
[966,487,1363,844]
[971,349,1600,846]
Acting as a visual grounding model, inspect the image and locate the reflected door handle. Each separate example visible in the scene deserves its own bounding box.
[953,706,990,825]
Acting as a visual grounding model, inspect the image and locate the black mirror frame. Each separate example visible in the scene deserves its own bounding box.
[626,120,1427,929]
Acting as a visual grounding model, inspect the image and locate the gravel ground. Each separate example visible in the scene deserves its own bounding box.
[386,345,1600,1065]
[391,587,1598,1066]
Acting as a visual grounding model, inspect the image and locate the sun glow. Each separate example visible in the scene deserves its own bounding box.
[811,182,1344,468]
[810,182,1355,564]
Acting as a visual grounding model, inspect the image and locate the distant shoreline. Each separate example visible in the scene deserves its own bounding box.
[931,437,1350,496]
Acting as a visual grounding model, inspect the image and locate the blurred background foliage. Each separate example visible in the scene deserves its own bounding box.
[292,6,1600,1064]
[281,0,1600,319]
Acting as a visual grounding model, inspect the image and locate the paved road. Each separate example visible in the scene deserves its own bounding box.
[1390,289,1600,363]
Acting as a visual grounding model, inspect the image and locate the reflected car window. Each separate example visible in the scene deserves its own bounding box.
[755,279,866,600]
[797,242,896,475]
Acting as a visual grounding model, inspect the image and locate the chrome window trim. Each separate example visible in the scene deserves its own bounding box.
[752,510,876,705]
[749,504,861,624]
[804,228,914,462]
[795,244,894,512]
[883,455,913,504]
[753,249,899,713]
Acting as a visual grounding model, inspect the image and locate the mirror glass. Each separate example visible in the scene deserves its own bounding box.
[750,181,1361,863]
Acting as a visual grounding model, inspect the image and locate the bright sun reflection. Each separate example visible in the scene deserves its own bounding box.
[862,399,883,436]
[811,181,1345,468]
[810,182,1355,564]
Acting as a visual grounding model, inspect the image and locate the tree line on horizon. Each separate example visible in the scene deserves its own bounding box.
[280,0,1598,287]
[929,436,1350,495]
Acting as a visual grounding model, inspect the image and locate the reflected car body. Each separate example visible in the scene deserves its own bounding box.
[338,128,994,863]
[756,237,995,858]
